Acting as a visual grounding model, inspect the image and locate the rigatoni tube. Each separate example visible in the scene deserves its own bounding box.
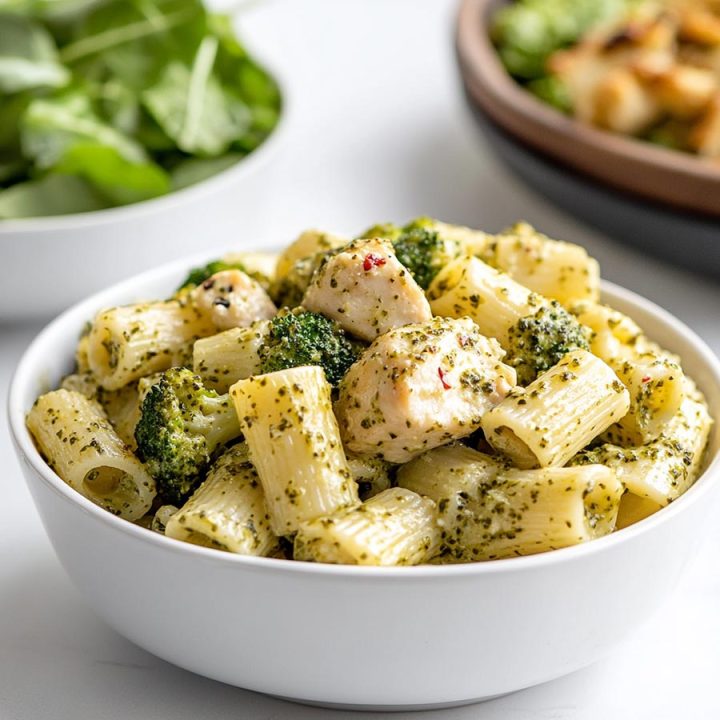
[60,372,143,450]
[614,493,662,530]
[274,229,347,281]
[294,488,440,566]
[87,301,214,390]
[572,301,684,444]
[230,366,359,535]
[482,222,601,306]
[193,321,269,392]
[165,445,278,555]
[481,350,630,468]
[398,444,622,561]
[603,356,684,445]
[572,394,712,506]
[26,389,156,520]
[427,256,545,345]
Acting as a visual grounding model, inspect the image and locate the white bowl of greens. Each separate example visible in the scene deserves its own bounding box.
[0,0,284,321]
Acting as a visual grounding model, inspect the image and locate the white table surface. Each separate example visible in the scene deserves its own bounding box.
[2,1,720,718]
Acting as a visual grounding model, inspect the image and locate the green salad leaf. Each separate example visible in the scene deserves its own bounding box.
[61,0,206,84]
[142,37,251,156]
[0,173,109,218]
[0,0,281,218]
[20,92,148,168]
[0,13,69,92]
[56,143,169,204]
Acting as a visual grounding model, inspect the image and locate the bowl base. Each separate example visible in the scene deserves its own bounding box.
[268,691,512,712]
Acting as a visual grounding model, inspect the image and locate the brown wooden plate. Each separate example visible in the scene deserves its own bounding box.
[456,0,720,218]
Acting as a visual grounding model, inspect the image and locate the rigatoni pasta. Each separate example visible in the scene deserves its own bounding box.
[61,373,144,450]
[165,445,278,555]
[481,350,631,468]
[604,356,685,445]
[87,301,214,391]
[572,394,712,508]
[398,444,622,561]
[274,229,348,281]
[347,455,394,500]
[230,366,359,535]
[480,222,601,306]
[294,488,440,565]
[25,217,715,567]
[26,389,155,520]
[572,301,685,444]
[193,321,269,392]
[428,256,543,345]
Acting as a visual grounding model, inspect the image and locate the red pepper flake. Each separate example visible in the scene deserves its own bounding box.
[363,253,386,271]
[438,367,451,390]
[641,375,651,383]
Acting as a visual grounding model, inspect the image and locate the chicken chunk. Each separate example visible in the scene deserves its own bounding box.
[592,67,661,134]
[302,237,432,342]
[190,269,276,331]
[335,317,516,463]
[678,7,720,46]
[690,94,720,156]
[643,64,717,119]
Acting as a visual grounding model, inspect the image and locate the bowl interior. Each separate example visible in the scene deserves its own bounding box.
[456,0,720,217]
[8,253,720,572]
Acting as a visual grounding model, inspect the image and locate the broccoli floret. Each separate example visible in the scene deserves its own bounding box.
[134,368,241,505]
[176,260,271,294]
[177,260,248,291]
[505,302,590,385]
[392,219,463,290]
[358,222,403,241]
[491,0,632,80]
[258,308,362,386]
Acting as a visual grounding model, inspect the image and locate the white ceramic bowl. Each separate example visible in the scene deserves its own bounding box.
[0,69,287,324]
[8,257,720,710]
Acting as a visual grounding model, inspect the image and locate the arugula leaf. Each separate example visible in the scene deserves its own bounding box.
[20,91,148,168]
[99,78,141,136]
[0,13,69,92]
[0,0,280,217]
[0,1,106,22]
[56,142,169,204]
[142,36,250,156]
[170,152,243,191]
[0,173,109,218]
[0,93,30,150]
[63,0,206,87]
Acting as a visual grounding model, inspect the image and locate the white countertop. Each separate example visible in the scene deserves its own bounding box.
[2,1,720,718]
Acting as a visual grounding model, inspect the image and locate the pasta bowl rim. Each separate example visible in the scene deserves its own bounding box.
[0,54,288,233]
[8,253,720,577]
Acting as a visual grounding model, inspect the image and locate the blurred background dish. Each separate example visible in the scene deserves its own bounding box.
[0,0,284,322]
[456,0,720,277]
[0,1,282,218]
